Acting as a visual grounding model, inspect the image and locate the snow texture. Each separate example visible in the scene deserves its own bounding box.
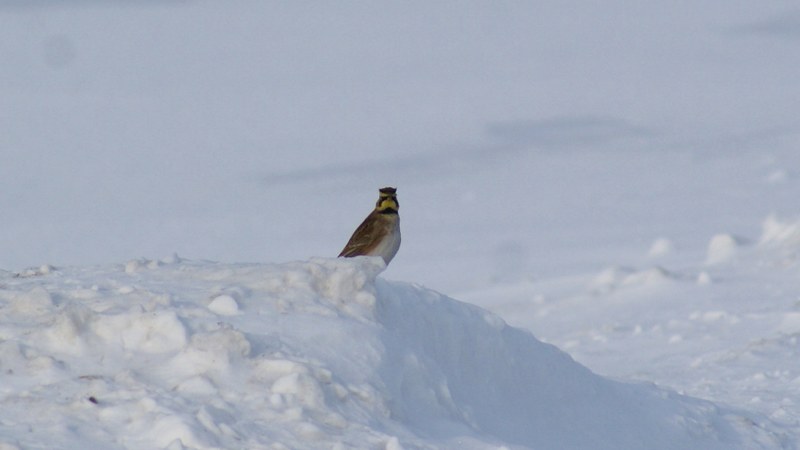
[0,257,782,449]
[3,1,800,449]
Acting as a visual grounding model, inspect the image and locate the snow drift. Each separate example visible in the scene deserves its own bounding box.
[0,257,776,449]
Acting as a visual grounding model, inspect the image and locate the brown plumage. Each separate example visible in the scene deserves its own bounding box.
[339,187,401,265]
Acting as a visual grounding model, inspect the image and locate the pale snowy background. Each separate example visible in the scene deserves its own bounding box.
[2,1,800,449]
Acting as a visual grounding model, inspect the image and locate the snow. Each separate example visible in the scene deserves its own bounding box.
[461,216,800,447]
[705,234,742,265]
[208,295,240,316]
[648,238,676,258]
[3,1,800,449]
[0,257,784,449]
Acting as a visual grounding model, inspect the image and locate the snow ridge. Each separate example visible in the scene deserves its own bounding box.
[0,257,780,449]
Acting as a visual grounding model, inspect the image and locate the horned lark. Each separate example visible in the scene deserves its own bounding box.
[339,187,401,265]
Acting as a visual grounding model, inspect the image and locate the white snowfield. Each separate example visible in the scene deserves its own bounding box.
[0,255,788,449]
[4,1,800,449]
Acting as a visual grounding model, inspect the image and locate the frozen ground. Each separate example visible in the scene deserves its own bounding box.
[0,257,788,449]
[2,1,800,448]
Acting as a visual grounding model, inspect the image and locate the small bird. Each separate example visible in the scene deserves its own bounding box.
[339,187,401,265]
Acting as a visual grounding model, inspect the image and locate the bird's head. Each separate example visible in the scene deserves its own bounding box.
[375,187,398,213]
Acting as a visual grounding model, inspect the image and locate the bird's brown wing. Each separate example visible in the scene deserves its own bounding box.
[339,212,385,257]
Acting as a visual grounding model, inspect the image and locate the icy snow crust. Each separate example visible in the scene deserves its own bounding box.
[0,256,780,449]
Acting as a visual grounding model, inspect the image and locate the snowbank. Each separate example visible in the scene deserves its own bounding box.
[0,257,774,449]
[759,215,800,250]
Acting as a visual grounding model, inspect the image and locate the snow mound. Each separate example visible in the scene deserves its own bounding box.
[759,215,800,249]
[0,257,773,449]
[706,233,745,265]
[590,265,678,295]
[648,237,676,258]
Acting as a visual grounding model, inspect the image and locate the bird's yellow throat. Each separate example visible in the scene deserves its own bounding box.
[377,197,398,212]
